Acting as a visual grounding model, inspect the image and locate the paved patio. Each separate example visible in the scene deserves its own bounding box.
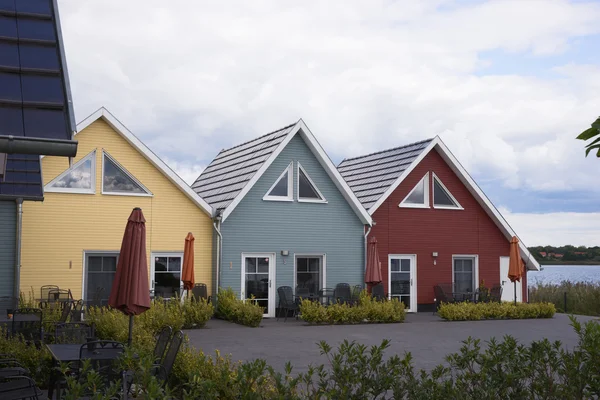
[185,313,599,373]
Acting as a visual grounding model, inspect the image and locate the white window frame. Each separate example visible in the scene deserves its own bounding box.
[81,250,119,304]
[387,254,417,312]
[101,151,153,197]
[45,150,96,194]
[432,172,463,210]
[263,162,293,202]
[150,252,184,298]
[292,253,327,295]
[240,252,276,317]
[297,162,327,203]
[399,172,429,209]
[452,255,479,293]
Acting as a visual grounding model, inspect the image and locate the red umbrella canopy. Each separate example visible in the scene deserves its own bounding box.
[365,236,383,285]
[508,236,524,283]
[182,232,195,291]
[108,208,151,316]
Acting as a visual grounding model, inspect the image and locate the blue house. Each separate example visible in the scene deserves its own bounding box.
[192,120,372,317]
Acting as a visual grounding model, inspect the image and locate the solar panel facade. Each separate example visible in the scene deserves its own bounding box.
[0,0,75,199]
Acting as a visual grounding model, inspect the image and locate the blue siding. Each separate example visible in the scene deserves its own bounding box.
[220,134,365,300]
[0,201,16,298]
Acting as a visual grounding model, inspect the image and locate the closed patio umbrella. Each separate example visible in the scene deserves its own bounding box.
[365,237,383,288]
[108,207,151,346]
[508,236,524,305]
[182,232,195,295]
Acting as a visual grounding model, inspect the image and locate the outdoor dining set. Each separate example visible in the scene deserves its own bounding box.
[0,284,185,400]
[433,283,503,313]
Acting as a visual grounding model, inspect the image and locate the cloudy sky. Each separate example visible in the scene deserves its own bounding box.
[58,0,600,246]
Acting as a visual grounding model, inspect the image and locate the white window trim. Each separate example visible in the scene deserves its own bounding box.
[240,252,276,317]
[297,162,327,203]
[292,253,327,296]
[399,172,429,209]
[81,250,120,304]
[45,150,96,194]
[263,162,293,202]
[432,172,463,210]
[150,252,184,298]
[387,254,417,312]
[101,151,153,197]
[452,255,479,292]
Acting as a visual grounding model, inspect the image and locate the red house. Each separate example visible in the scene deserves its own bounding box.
[338,136,540,312]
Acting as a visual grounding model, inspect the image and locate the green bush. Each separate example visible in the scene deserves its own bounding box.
[300,291,406,324]
[0,327,52,387]
[438,301,556,321]
[529,281,600,316]
[216,287,263,327]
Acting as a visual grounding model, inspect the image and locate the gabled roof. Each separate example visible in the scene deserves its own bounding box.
[338,136,540,271]
[338,138,433,210]
[192,120,372,225]
[74,107,213,217]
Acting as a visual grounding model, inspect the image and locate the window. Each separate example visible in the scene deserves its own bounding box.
[453,257,477,293]
[296,256,323,295]
[399,173,429,208]
[297,163,326,202]
[263,162,293,201]
[85,253,118,305]
[45,150,96,194]
[102,151,151,196]
[152,254,183,299]
[432,173,462,209]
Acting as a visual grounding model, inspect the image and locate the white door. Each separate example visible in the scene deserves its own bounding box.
[388,255,417,312]
[500,256,522,302]
[241,253,276,317]
[151,253,184,299]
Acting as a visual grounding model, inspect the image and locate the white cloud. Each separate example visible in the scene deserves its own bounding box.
[162,159,205,186]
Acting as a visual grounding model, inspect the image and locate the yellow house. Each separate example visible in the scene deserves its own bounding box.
[20,107,214,303]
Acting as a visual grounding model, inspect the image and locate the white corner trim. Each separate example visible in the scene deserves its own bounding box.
[431,172,463,210]
[399,172,429,208]
[101,150,153,196]
[297,162,327,203]
[74,107,213,216]
[263,162,293,201]
[45,149,96,194]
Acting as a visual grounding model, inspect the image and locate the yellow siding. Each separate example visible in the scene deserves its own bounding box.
[21,119,213,300]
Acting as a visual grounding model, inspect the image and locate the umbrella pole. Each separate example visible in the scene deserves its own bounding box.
[128,315,134,346]
[514,281,517,305]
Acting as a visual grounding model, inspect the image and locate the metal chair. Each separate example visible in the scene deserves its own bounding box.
[154,330,183,383]
[295,286,311,301]
[78,341,125,385]
[48,289,72,305]
[11,308,43,344]
[191,283,211,303]
[40,285,59,302]
[89,287,105,308]
[153,326,172,364]
[54,323,93,344]
[59,300,73,323]
[334,283,352,304]
[277,286,298,322]
[490,285,503,303]
[70,300,84,322]
[350,285,363,305]
[319,288,335,306]
[0,375,46,399]
[372,283,386,302]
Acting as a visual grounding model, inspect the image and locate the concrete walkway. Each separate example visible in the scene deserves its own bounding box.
[185,313,599,373]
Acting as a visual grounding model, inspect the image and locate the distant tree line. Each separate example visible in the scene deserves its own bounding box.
[528,245,600,263]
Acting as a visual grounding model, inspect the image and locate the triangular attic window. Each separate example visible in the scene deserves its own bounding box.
[433,173,462,209]
[298,163,326,202]
[102,152,151,195]
[400,173,429,208]
[45,150,96,194]
[263,162,293,201]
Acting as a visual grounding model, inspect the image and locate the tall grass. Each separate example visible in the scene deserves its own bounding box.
[529,281,600,316]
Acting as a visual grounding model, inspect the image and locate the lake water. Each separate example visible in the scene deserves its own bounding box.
[527,265,600,286]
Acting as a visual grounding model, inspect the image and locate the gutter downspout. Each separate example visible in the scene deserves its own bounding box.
[14,198,23,309]
[212,213,223,296]
[364,224,372,275]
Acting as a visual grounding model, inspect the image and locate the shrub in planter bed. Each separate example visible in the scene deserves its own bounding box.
[300,291,406,324]
[438,301,556,321]
[216,287,263,327]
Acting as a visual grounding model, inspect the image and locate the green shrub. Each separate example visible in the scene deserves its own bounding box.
[216,287,263,327]
[300,291,406,324]
[0,327,52,387]
[530,281,600,316]
[182,297,214,329]
[438,301,556,321]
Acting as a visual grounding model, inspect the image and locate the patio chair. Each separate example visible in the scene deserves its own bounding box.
[48,289,72,306]
[277,286,298,322]
[54,323,93,344]
[334,283,352,304]
[295,286,311,302]
[319,288,335,306]
[90,287,105,308]
[153,326,172,364]
[350,285,363,305]
[70,300,84,322]
[11,308,43,345]
[78,341,125,385]
[154,330,183,383]
[58,300,73,323]
[191,283,211,303]
[40,285,59,302]
[0,375,46,399]
[490,285,503,303]
[372,284,386,301]
[433,285,454,314]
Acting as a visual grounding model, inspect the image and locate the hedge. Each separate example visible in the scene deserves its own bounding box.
[215,287,264,327]
[438,301,556,321]
[300,291,406,324]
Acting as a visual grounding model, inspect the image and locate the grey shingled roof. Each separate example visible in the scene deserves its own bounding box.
[337,138,434,210]
[192,123,297,211]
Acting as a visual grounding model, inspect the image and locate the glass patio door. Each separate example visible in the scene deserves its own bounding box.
[151,253,183,299]
[242,253,275,317]
[388,255,417,312]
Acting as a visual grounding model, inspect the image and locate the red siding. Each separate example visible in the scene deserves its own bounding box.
[370,149,526,305]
